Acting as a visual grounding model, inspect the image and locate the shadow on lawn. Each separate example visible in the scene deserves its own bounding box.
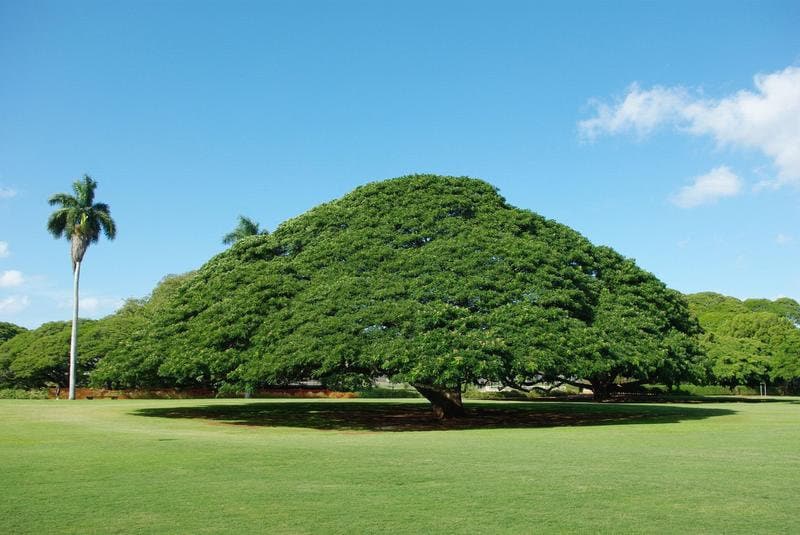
[132,401,736,432]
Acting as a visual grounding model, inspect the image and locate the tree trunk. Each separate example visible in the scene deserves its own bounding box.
[68,261,81,400]
[590,380,610,402]
[412,384,465,419]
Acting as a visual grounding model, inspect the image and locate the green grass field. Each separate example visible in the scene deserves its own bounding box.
[2,398,799,534]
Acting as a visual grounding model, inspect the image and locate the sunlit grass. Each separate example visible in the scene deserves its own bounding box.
[2,398,799,533]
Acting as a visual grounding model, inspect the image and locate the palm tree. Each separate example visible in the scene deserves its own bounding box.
[222,215,267,245]
[47,175,116,400]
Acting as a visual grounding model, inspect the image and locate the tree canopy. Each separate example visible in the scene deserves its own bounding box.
[90,273,197,388]
[95,175,702,415]
[0,322,26,344]
[686,292,800,390]
[0,275,194,391]
[0,320,108,389]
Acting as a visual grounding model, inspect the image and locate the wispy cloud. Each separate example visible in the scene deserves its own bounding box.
[55,293,124,316]
[580,83,690,139]
[776,233,794,245]
[0,295,29,315]
[0,241,8,258]
[670,166,743,208]
[0,270,24,288]
[79,296,124,314]
[579,65,800,189]
[0,187,17,199]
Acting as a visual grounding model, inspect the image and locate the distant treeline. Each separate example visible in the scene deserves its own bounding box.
[3,290,798,394]
[685,292,800,392]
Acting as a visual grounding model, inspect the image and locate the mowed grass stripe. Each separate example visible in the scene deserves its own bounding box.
[1,399,798,534]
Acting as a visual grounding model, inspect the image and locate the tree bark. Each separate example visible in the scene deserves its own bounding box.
[71,234,89,272]
[590,380,610,402]
[412,384,466,419]
[68,261,81,400]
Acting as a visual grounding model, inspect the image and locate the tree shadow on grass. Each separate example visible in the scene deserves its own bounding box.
[132,401,736,432]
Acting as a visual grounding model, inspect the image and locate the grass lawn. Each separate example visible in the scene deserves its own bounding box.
[2,397,799,534]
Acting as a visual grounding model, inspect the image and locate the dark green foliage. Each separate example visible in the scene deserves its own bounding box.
[533,246,703,396]
[0,322,26,344]
[686,292,800,389]
[0,321,106,388]
[96,175,702,403]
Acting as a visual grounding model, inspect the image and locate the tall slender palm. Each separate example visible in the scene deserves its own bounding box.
[47,175,116,400]
[222,215,267,245]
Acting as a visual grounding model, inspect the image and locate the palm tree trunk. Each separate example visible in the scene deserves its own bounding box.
[68,261,81,400]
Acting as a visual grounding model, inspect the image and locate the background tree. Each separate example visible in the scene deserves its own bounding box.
[742,297,800,326]
[0,320,111,391]
[0,278,192,392]
[0,322,26,344]
[97,175,702,416]
[686,292,800,392]
[222,216,268,245]
[47,175,116,400]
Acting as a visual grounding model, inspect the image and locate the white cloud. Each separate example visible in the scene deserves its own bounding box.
[776,233,793,245]
[0,187,16,199]
[670,166,743,208]
[0,270,24,288]
[80,297,125,315]
[0,295,29,315]
[580,83,690,139]
[70,295,124,315]
[0,241,8,258]
[580,66,800,187]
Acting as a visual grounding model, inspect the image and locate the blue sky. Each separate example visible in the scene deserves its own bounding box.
[1,0,799,328]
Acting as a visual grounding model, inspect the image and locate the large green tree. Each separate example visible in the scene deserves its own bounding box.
[47,175,116,400]
[97,175,702,416]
